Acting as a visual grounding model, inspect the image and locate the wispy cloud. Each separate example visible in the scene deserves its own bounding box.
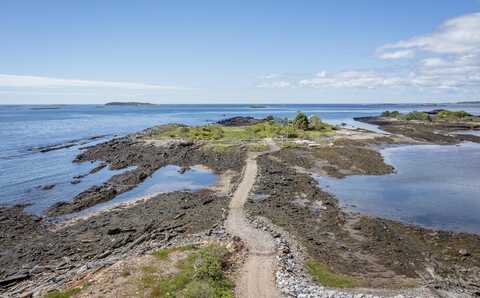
[378,12,480,55]
[377,49,415,60]
[257,12,480,94]
[0,74,182,90]
[256,80,291,88]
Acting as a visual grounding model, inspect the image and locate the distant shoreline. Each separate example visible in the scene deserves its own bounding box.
[104,101,156,106]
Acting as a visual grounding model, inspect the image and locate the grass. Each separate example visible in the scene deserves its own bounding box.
[435,110,472,121]
[202,143,236,153]
[246,143,268,152]
[43,284,90,298]
[381,109,479,123]
[151,244,197,260]
[305,260,359,288]
[138,244,233,298]
[145,120,335,142]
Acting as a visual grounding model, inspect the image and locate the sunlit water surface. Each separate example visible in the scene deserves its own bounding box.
[317,142,480,234]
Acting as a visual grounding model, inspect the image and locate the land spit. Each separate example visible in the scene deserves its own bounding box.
[1,114,480,297]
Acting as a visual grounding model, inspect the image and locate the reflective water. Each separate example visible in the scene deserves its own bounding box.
[1,103,480,215]
[63,165,217,219]
[317,142,480,234]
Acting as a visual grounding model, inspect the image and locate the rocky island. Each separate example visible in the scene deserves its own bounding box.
[105,102,156,106]
[1,111,480,298]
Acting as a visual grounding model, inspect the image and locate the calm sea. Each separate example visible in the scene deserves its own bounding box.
[1,103,480,232]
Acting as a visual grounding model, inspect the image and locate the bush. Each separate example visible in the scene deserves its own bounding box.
[309,115,322,130]
[401,111,430,121]
[436,110,471,120]
[139,244,233,298]
[293,112,309,130]
[381,110,400,118]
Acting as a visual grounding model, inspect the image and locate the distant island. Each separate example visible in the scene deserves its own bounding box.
[457,101,480,104]
[105,101,156,106]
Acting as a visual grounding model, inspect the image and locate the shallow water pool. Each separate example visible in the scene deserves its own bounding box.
[317,142,480,234]
[63,165,218,219]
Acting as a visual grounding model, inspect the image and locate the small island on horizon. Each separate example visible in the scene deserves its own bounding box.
[105,101,156,106]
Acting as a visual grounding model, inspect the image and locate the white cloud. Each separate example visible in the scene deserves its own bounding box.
[260,73,280,79]
[0,74,181,90]
[298,12,480,93]
[379,12,480,55]
[256,80,291,88]
[378,50,415,60]
[299,71,409,89]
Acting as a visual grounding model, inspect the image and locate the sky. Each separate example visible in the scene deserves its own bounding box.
[1,0,480,104]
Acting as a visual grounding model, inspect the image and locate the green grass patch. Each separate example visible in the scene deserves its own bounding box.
[139,244,233,297]
[202,143,235,153]
[401,111,430,121]
[247,143,268,152]
[306,260,359,288]
[434,110,472,121]
[43,283,90,298]
[145,118,335,142]
[380,109,479,123]
[280,142,304,149]
[151,244,197,260]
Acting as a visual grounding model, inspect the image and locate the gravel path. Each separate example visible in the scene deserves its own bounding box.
[225,139,283,298]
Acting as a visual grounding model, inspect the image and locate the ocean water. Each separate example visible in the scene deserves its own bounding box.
[1,103,480,230]
[317,142,480,234]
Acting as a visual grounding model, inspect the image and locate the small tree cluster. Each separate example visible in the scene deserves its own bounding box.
[293,112,309,130]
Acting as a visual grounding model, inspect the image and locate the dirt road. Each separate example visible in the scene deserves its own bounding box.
[225,139,282,298]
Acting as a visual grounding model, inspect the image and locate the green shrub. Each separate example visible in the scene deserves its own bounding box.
[435,110,471,120]
[138,244,233,298]
[401,111,430,121]
[381,110,401,118]
[293,112,309,130]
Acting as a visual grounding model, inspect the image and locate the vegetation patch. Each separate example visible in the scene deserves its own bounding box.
[381,109,479,123]
[435,110,472,120]
[138,244,233,297]
[145,112,336,142]
[247,143,268,152]
[43,283,90,298]
[151,244,197,260]
[306,260,360,288]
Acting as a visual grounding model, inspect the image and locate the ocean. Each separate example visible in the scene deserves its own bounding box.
[1,103,480,232]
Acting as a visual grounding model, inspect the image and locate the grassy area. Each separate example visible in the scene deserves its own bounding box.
[305,260,359,288]
[151,244,197,260]
[382,109,479,122]
[138,244,233,297]
[246,143,268,152]
[202,143,236,153]
[145,116,335,142]
[43,284,90,298]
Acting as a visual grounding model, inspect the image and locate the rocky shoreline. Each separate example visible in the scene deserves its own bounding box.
[2,114,480,297]
[245,131,480,297]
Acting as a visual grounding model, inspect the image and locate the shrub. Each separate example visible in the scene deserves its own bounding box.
[436,110,471,120]
[293,112,309,130]
[381,110,400,118]
[309,115,322,130]
[401,111,430,121]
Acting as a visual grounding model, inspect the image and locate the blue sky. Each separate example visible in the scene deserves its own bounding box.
[1,0,480,104]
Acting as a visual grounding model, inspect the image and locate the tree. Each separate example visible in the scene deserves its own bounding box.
[293,112,309,130]
[309,115,323,130]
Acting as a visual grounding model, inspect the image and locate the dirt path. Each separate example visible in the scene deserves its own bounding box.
[225,139,282,298]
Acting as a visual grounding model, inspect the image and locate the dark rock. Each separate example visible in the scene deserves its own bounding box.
[217,116,265,127]
[41,184,56,190]
[0,273,30,287]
